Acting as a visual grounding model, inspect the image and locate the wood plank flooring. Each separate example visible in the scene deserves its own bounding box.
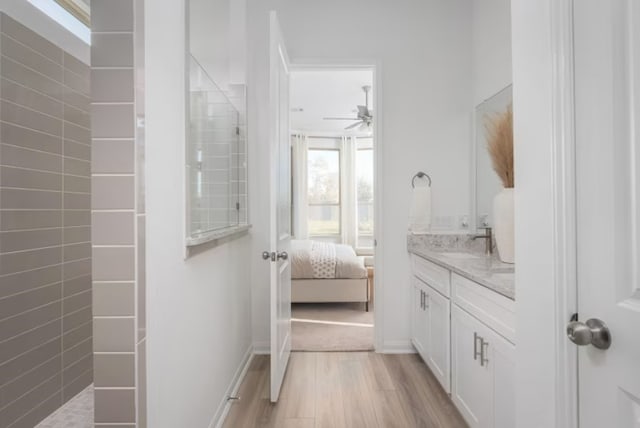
[223,352,467,428]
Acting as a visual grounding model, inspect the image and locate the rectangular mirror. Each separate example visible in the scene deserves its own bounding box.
[473,85,512,231]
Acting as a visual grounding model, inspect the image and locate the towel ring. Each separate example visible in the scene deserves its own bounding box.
[412,172,431,188]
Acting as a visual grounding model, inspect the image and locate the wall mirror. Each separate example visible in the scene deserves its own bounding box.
[473,85,512,231]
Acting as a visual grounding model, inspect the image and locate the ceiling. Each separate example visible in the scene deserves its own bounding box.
[290,70,374,134]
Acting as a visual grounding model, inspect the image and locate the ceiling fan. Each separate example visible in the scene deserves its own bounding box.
[323,85,373,130]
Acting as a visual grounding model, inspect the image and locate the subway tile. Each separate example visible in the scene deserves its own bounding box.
[62,320,91,352]
[93,282,134,316]
[64,157,90,176]
[62,258,91,280]
[92,139,134,173]
[63,89,89,113]
[63,140,90,161]
[0,144,62,173]
[0,166,62,191]
[91,33,134,67]
[92,247,135,281]
[0,210,62,231]
[94,388,135,424]
[91,176,135,210]
[62,336,91,368]
[1,14,63,64]
[63,192,90,210]
[1,100,62,136]
[0,354,61,409]
[0,34,63,82]
[0,300,61,342]
[1,78,63,119]
[63,52,89,77]
[137,216,146,339]
[62,369,92,403]
[63,274,90,297]
[92,212,134,245]
[0,319,60,364]
[92,104,135,139]
[0,188,62,210]
[0,246,62,275]
[11,389,63,428]
[63,242,91,262]
[91,69,134,103]
[63,226,90,244]
[93,318,135,352]
[0,122,62,154]
[63,210,90,227]
[91,0,134,31]
[0,373,61,427]
[63,175,90,193]
[63,289,91,315]
[0,282,61,322]
[137,339,147,427]
[0,265,62,299]
[94,353,135,387]
[0,228,62,253]
[0,338,59,385]
[63,306,92,334]
[0,56,64,101]
[62,352,92,385]
[64,68,90,96]
[64,121,90,144]
[136,123,145,214]
[63,104,91,129]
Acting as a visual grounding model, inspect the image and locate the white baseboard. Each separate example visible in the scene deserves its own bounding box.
[252,341,270,354]
[379,340,416,354]
[209,345,254,428]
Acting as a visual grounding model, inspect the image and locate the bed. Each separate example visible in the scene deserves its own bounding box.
[290,240,370,311]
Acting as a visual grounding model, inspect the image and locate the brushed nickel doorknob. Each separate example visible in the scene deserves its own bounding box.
[567,318,611,350]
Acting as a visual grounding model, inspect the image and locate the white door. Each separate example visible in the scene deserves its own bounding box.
[268,10,292,403]
[573,0,640,426]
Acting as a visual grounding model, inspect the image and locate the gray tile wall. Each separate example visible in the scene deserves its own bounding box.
[91,0,146,426]
[0,13,92,428]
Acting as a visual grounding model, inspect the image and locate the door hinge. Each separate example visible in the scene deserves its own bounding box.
[570,312,578,322]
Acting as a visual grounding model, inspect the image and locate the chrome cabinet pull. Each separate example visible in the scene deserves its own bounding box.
[424,292,429,309]
[420,290,425,310]
[480,340,489,366]
[473,332,481,361]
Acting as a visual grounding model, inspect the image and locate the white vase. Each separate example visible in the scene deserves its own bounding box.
[493,188,515,263]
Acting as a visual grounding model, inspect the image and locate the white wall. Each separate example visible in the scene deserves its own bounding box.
[248,0,473,351]
[472,0,512,105]
[146,1,253,427]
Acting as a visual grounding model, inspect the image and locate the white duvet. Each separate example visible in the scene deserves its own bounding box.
[290,240,367,279]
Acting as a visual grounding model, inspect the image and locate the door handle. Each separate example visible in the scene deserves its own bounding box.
[566,318,611,350]
[473,332,481,361]
[424,292,429,309]
[420,290,424,310]
[480,339,489,366]
[277,251,288,260]
[262,251,274,261]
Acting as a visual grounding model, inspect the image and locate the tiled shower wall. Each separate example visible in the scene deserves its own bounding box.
[91,0,146,426]
[0,13,92,428]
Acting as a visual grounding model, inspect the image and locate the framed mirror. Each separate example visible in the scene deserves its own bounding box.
[473,85,512,231]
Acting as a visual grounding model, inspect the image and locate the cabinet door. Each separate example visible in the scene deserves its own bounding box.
[411,280,428,358]
[451,305,492,428]
[483,321,516,428]
[424,286,451,393]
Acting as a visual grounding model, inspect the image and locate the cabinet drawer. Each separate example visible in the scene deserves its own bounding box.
[451,273,516,344]
[412,254,451,298]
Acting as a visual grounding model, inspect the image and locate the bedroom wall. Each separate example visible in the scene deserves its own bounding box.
[247,0,473,351]
[145,1,253,427]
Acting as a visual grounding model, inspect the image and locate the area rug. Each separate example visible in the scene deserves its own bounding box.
[291,302,374,351]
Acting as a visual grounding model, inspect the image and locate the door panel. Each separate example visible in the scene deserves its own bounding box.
[425,287,451,393]
[574,0,640,425]
[411,279,427,357]
[269,11,292,403]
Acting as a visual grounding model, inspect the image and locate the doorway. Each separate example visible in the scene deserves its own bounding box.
[288,68,378,352]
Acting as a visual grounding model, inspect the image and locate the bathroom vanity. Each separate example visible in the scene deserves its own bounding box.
[408,235,515,428]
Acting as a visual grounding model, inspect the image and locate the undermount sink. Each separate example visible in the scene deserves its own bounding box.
[441,252,480,259]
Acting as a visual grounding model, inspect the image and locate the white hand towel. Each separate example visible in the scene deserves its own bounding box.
[408,186,432,233]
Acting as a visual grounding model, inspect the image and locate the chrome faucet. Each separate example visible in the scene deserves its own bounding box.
[472,227,493,255]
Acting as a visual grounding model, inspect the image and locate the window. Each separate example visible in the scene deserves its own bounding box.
[356,148,374,248]
[307,149,341,236]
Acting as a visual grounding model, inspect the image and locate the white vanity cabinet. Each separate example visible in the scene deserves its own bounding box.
[410,253,516,428]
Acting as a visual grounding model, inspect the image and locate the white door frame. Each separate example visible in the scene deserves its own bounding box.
[512,0,578,427]
[288,60,384,351]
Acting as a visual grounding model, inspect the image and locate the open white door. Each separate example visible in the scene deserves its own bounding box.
[266,11,292,403]
[571,0,640,426]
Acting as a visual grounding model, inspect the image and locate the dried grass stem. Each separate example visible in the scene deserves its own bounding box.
[485,104,514,188]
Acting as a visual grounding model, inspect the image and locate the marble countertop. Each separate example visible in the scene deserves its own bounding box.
[408,247,515,300]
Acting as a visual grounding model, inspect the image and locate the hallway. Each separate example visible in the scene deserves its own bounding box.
[223,352,467,428]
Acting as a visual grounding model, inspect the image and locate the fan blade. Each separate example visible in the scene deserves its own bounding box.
[345,121,363,130]
[324,117,360,120]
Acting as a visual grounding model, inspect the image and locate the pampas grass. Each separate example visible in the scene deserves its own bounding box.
[485,104,514,188]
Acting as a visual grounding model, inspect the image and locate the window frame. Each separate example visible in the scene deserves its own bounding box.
[306,147,342,239]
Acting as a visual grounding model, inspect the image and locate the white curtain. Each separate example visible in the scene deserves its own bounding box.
[292,134,309,239]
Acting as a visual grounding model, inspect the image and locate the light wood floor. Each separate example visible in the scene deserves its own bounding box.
[223,352,467,428]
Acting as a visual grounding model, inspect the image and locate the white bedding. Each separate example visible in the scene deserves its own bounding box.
[291,240,367,279]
